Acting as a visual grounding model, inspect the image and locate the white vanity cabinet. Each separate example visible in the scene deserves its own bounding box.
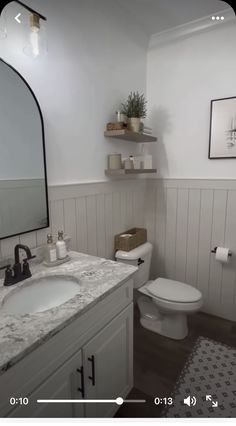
[10,349,85,418]
[0,279,133,418]
[83,305,133,418]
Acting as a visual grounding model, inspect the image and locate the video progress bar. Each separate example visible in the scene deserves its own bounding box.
[37,398,146,406]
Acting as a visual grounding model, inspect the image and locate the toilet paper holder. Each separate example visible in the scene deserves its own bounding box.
[211,246,232,256]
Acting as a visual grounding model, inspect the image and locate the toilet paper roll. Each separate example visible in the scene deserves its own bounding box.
[215,247,230,263]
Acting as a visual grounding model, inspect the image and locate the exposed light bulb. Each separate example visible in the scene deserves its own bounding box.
[23,13,47,58]
[30,27,40,57]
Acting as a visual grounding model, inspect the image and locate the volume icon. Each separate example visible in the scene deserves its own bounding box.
[183,395,197,407]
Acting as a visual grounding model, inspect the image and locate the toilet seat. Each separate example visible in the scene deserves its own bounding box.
[139,284,202,312]
[137,277,203,339]
[146,278,202,303]
[151,295,203,313]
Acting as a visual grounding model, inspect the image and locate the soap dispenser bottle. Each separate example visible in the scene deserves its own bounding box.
[46,234,57,263]
[56,231,67,259]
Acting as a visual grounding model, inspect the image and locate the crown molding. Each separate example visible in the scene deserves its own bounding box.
[149,8,235,49]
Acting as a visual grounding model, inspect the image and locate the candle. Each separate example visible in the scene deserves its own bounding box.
[107,154,122,170]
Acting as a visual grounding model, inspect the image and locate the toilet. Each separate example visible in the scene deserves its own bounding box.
[115,242,203,340]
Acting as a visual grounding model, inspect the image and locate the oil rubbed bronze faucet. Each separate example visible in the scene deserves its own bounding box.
[0,244,36,286]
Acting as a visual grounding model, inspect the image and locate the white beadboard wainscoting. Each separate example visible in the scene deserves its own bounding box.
[1,177,236,322]
[0,179,146,262]
[145,179,236,322]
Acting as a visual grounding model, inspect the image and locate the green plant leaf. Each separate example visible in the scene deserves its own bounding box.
[120,91,147,118]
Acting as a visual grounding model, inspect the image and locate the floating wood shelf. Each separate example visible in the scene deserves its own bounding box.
[105,169,157,176]
[104,129,157,143]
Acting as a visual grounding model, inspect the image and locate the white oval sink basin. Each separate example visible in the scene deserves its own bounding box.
[1,275,80,315]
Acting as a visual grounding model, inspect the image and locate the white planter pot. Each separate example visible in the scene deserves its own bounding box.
[128,117,141,132]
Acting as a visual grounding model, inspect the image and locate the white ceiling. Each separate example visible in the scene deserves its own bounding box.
[116,0,233,35]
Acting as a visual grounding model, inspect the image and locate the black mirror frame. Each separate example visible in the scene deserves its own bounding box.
[0,57,50,240]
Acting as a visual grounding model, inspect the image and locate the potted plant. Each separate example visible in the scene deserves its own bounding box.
[121,91,147,132]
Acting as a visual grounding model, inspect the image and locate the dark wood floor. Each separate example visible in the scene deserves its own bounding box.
[116,305,236,418]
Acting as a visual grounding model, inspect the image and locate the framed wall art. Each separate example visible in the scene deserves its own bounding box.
[209,96,236,159]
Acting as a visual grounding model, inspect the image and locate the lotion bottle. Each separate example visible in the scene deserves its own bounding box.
[56,231,67,259]
[46,234,57,263]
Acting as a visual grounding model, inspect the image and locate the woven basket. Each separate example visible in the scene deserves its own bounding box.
[114,228,147,252]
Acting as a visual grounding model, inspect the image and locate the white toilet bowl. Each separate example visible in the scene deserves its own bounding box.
[115,242,203,340]
[138,278,203,340]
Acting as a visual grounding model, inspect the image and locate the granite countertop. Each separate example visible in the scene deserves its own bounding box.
[0,251,137,376]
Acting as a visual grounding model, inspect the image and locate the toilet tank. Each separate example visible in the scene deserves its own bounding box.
[115,242,153,289]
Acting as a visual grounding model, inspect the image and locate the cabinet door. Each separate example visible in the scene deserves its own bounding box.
[83,304,133,417]
[9,349,85,418]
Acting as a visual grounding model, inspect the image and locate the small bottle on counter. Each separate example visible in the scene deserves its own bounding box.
[56,231,67,259]
[46,234,57,263]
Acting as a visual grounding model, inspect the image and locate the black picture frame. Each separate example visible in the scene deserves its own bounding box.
[208,95,236,160]
[0,57,50,240]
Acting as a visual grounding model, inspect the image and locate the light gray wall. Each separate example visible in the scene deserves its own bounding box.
[145,178,236,322]
[147,22,236,179]
[0,0,149,185]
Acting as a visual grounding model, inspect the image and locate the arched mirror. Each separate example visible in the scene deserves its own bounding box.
[0,58,49,239]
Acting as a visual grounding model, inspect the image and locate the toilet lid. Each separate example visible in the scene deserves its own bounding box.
[147,278,202,303]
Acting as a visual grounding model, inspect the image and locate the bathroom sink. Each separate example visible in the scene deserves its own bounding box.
[1,275,80,315]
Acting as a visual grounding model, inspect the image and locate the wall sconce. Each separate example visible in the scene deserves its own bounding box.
[0,0,47,57]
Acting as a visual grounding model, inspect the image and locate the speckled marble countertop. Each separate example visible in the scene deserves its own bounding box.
[0,251,137,376]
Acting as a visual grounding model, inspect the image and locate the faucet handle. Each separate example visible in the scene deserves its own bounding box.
[28,255,36,261]
[0,264,11,271]
[0,264,13,286]
[22,258,32,278]
[5,266,13,286]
